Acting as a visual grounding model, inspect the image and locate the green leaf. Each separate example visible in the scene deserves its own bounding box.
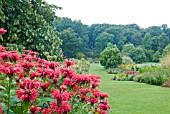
[58,78,64,85]
[0,85,6,90]
[0,92,7,98]
[0,35,3,41]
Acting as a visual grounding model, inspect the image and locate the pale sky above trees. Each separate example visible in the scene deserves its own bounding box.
[46,0,170,28]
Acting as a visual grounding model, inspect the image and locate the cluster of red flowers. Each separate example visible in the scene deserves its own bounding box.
[0,45,110,114]
[124,70,138,75]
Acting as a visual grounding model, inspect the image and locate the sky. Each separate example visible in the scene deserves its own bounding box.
[46,0,170,28]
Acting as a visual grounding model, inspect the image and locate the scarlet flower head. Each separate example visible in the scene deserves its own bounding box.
[99,101,110,111]
[0,28,7,34]
[16,88,38,102]
[41,81,50,91]
[0,65,20,77]
[64,60,75,67]
[42,108,53,114]
[29,105,41,114]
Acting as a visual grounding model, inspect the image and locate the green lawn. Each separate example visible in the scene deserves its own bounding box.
[90,63,170,114]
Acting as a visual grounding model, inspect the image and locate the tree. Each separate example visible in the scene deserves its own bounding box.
[59,28,83,58]
[94,32,114,57]
[0,0,63,60]
[162,44,170,56]
[152,51,161,62]
[55,17,89,56]
[100,43,122,69]
[142,33,153,50]
[122,43,135,56]
[158,33,169,53]
[130,46,147,63]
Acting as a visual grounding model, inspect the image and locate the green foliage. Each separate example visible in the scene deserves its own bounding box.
[122,43,135,56]
[106,68,121,74]
[162,43,170,56]
[122,56,134,64]
[152,51,161,62]
[59,28,83,58]
[122,44,153,63]
[0,0,63,60]
[71,58,90,74]
[94,32,114,56]
[135,72,167,85]
[138,66,159,73]
[100,44,122,69]
[55,17,89,58]
[134,54,170,86]
[76,52,85,59]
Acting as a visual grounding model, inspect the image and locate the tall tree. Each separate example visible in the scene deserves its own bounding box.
[158,33,169,53]
[59,28,83,58]
[142,33,153,50]
[94,32,114,57]
[55,17,89,56]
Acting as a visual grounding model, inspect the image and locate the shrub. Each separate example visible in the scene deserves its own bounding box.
[100,44,122,69]
[122,56,134,64]
[126,75,135,81]
[0,45,110,114]
[106,68,121,74]
[136,71,168,85]
[76,52,85,59]
[138,66,159,74]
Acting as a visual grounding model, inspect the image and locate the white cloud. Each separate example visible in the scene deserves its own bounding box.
[46,0,170,28]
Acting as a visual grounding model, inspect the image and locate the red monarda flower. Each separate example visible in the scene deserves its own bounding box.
[50,89,71,101]
[0,28,7,34]
[42,108,53,114]
[29,105,41,114]
[16,78,40,102]
[0,64,20,77]
[49,62,60,70]
[30,72,41,79]
[99,101,110,111]
[16,88,38,102]
[64,60,75,67]
[60,101,72,113]
[41,81,50,91]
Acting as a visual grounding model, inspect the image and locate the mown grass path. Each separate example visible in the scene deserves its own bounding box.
[90,63,170,114]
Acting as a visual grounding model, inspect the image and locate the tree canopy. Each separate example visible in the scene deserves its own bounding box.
[100,43,122,69]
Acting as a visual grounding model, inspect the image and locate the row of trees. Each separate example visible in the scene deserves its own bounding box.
[1,0,170,63]
[55,17,170,63]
